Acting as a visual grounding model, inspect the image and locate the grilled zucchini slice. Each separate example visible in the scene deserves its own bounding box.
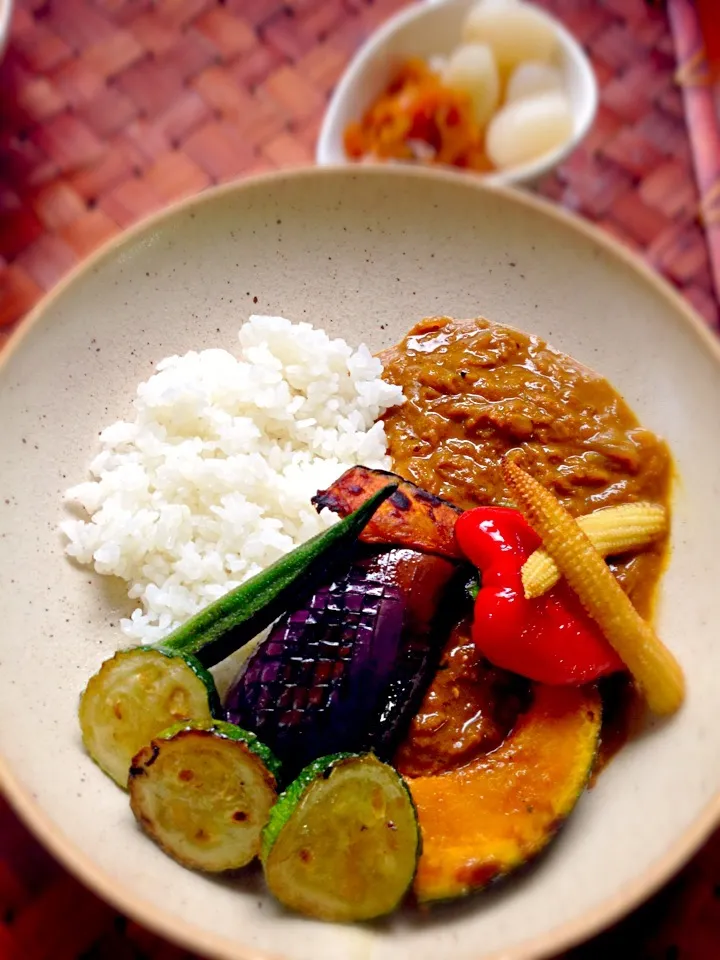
[262,753,420,922]
[129,721,280,873]
[79,647,220,788]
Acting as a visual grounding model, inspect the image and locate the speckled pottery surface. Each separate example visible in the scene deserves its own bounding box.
[1,166,719,960]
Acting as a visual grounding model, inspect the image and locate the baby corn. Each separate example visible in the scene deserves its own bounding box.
[503,459,684,716]
[522,502,667,599]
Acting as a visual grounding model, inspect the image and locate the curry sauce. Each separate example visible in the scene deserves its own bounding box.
[395,618,530,777]
[385,317,671,776]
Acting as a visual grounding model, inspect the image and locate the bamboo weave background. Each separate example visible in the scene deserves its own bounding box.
[1,0,719,957]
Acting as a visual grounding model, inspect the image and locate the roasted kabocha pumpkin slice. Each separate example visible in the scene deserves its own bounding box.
[404,683,601,904]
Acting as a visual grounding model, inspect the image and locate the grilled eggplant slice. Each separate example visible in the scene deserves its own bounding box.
[313,466,462,559]
[129,720,280,873]
[364,548,462,758]
[225,547,459,777]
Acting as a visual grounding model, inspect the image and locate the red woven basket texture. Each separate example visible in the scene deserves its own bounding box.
[0,0,718,340]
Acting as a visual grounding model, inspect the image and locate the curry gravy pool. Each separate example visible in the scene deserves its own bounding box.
[385,317,671,778]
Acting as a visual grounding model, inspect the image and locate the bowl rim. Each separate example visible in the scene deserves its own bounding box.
[315,0,599,185]
[1,164,719,960]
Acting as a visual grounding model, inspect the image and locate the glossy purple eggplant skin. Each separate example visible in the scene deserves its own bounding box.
[224,548,458,778]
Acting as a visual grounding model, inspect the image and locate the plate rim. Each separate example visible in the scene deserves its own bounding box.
[1,163,719,960]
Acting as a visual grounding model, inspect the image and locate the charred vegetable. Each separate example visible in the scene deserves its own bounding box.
[79,483,397,787]
[129,721,280,873]
[225,547,459,777]
[366,549,463,759]
[313,465,462,559]
[262,753,420,922]
[404,684,601,903]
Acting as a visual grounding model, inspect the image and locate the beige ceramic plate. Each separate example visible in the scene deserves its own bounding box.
[1,167,719,960]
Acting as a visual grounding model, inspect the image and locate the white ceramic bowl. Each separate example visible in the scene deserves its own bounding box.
[316,0,598,185]
[1,167,719,960]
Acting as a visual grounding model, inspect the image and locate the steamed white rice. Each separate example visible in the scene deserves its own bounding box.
[62,315,404,644]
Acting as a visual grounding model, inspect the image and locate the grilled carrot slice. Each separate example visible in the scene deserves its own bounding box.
[312,466,462,559]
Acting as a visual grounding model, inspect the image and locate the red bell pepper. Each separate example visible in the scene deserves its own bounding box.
[455,506,624,685]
